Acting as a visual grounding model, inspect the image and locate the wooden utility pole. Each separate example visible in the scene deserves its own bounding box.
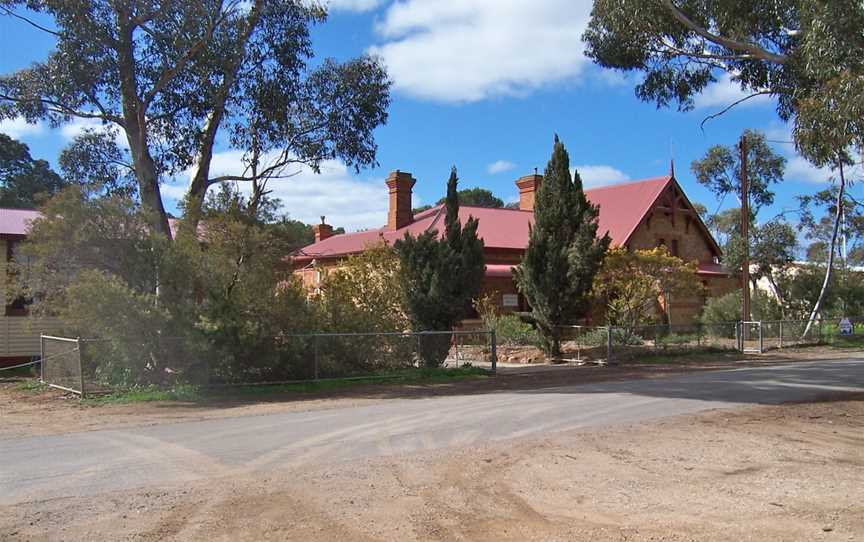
[740,135,751,324]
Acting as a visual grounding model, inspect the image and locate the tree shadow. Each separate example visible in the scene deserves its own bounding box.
[149,356,864,412]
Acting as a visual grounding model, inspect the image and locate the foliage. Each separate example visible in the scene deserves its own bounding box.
[690,130,785,215]
[514,136,610,357]
[314,243,412,372]
[11,187,159,313]
[593,246,700,327]
[64,270,204,386]
[0,133,65,208]
[396,167,485,366]
[58,129,137,198]
[13,186,316,386]
[0,1,390,237]
[750,220,798,310]
[170,212,316,383]
[473,292,540,347]
[700,289,783,325]
[798,185,864,265]
[436,187,504,208]
[583,1,864,166]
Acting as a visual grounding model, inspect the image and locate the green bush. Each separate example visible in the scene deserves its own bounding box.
[579,327,644,347]
[700,289,783,326]
[496,314,542,347]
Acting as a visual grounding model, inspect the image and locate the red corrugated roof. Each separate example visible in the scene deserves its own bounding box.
[0,208,41,236]
[0,208,187,238]
[294,176,674,262]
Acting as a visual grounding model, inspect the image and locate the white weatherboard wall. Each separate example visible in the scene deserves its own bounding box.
[1,317,64,357]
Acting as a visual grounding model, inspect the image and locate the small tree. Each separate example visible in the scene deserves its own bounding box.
[0,133,66,208]
[593,247,700,328]
[395,167,484,366]
[514,136,609,357]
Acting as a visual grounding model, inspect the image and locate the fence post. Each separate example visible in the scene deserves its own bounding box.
[606,326,614,365]
[313,334,319,381]
[39,334,44,382]
[735,322,741,351]
[490,330,497,373]
[758,322,763,353]
[778,321,783,349]
[76,337,85,399]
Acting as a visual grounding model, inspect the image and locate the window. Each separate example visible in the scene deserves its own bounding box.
[671,239,679,257]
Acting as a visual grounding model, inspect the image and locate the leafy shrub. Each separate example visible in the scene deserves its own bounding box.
[496,314,542,347]
[700,289,783,326]
[654,333,697,349]
[579,327,644,347]
[314,243,413,373]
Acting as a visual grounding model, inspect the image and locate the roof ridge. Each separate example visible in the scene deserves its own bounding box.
[459,205,530,213]
[584,175,670,193]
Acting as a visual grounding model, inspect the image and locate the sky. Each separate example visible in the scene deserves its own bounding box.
[0,0,856,238]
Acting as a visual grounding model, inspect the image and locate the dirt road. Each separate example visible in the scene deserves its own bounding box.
[2,358,864,504]
[2,392,862,540]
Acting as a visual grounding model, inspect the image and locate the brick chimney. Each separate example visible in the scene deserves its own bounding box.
[312,216,333,242]
[515,172,542,211]
[385,170,416,230]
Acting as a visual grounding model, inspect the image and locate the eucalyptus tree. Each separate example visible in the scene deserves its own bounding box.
[0,1,390,238]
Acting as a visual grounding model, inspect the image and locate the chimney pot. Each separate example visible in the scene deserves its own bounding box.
[385,170,416,230]
[515,173,542,211]
[313,218,334,242]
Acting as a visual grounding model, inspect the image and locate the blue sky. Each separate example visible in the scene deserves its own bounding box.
[0,0,852,235]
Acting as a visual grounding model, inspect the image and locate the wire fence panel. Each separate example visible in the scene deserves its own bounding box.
[47,330,498,390]
[40,335,84,396]
[557,325,610,363]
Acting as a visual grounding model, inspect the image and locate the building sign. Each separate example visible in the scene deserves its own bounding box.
[502,294,519,308]
[839,317,854,336]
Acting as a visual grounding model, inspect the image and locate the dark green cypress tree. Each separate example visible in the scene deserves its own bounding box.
[514,136,610,357]
[396,167,485,366]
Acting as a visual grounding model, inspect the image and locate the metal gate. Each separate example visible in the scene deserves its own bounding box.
[737,321,763,354]
[40,335,84,396]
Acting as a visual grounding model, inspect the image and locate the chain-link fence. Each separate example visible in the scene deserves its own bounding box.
[554,318,859,362]
[40,335,84,395]
[39,330,498,394]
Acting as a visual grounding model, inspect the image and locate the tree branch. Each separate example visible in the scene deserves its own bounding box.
[140,7,225,109]
[0,5,60,36]
[0,93,125,125]
[700,91,772,132]
[663,0,788,65]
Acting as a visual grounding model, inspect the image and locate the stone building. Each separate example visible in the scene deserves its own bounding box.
[291,168,736,325]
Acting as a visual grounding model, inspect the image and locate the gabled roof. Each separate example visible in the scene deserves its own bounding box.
[293,175,680,263]
[0,208,41,236]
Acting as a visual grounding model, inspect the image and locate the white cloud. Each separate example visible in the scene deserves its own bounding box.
[325,0,385,12]
[572,164,630,188]
[786,156,834,184]
[368,0,593,103]
[764,123,844,185]
[166,151,389,231]
[487,160,516,175]
[0,117,44,139]
[693,73,772,110]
